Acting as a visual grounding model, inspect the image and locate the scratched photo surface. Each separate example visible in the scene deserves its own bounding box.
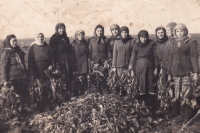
[0,0,200,132]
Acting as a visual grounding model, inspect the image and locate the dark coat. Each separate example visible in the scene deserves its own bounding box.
[71,39,89,74]
[161,37,174,70]
[129,40,158,70]
[155,39,168,68]
[112,38,135,68]
[88,36,111,65]
[168,39,199,76]
[28,42,52,82]
[109,36,119,58]
[49,34,74,73]
[129,39,158,94]
[1,47,26,84]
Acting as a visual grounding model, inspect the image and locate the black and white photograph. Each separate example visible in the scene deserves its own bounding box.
[0,0,200,132]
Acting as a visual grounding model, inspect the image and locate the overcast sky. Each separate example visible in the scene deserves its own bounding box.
[0,0,200,39]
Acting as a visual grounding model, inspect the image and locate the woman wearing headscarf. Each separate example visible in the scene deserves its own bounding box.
[49,23,74,94]
[112,26,135,95]
[28,33,52,111]
[159,22,179,118]
[109,24,120,58]
[167,23,199,124]
[71,30,89,95]
[154,26,168,85]
[28,33,52,84]
[88,24,111,66]
[88,24,111,93]
[161,22,177,74]
[112,26,135,76]
[129,30,158,106]
[1,34,28,112]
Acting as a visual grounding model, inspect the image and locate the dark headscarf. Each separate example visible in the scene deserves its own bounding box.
[54,23,68,38]
[138,30,149,45]
[50,23,69,45]
[155,26,168,44]
[120,26,132,44]
[3,34,21,52]
[94,24,105,39]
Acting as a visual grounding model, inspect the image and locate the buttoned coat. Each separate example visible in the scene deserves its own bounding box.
[168,39,199,76]
[112,38,135,68]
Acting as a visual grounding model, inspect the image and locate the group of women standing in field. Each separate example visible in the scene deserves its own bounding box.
[0,22,199,124]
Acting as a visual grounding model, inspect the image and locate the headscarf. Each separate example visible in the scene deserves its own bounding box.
[74,30,87,43]
[173,23,191,45]
[30,33,45,46]
[120,26,132,44]
[109,24,120,45]
[3,34,20,51]
[50,23,69,44]
[94,24,105,38]
[110,24,120,32]
[166,22,177,35]
[138,30,149,45]
[173,23,188,38]
[55,23,67,36]
[2,34,25,69]
[75,30,85,39]
[155,26,168,44]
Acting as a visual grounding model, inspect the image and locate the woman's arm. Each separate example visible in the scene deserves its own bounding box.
[28,45,35,77]
[112,41,118,68]
[129,44,137,71]
[190,40,199,74]
[0,52,9,84]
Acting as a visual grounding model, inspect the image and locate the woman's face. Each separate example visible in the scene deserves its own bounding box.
[157,29,165,39]
[96,28,103,37]
[121,31,128,39]
[140,36,147,44]
[166,27,172,37]
[37,34,44,43]
[58,27,65,35]
[10,37,17,47]
[77,33,84,41]
[176,29,186,39]
[111,28,119,36]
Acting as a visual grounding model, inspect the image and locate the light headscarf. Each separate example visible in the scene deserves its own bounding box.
[30,33,45,46]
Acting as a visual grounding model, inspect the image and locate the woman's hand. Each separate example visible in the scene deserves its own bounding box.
[48,65,52,71]
[168,75,172,82]
[112,68,116,72]
[130,70,135,77]
[154,68,158,76]
[193,73,198,85]
[3,81,8,86]
[159,69,163,77]
[128,66,132,70]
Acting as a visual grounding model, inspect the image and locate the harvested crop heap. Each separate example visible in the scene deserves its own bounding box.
[29,93,155,133]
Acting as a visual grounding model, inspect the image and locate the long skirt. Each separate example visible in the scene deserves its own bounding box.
[135,58,154,95]
[59,59,71,90]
